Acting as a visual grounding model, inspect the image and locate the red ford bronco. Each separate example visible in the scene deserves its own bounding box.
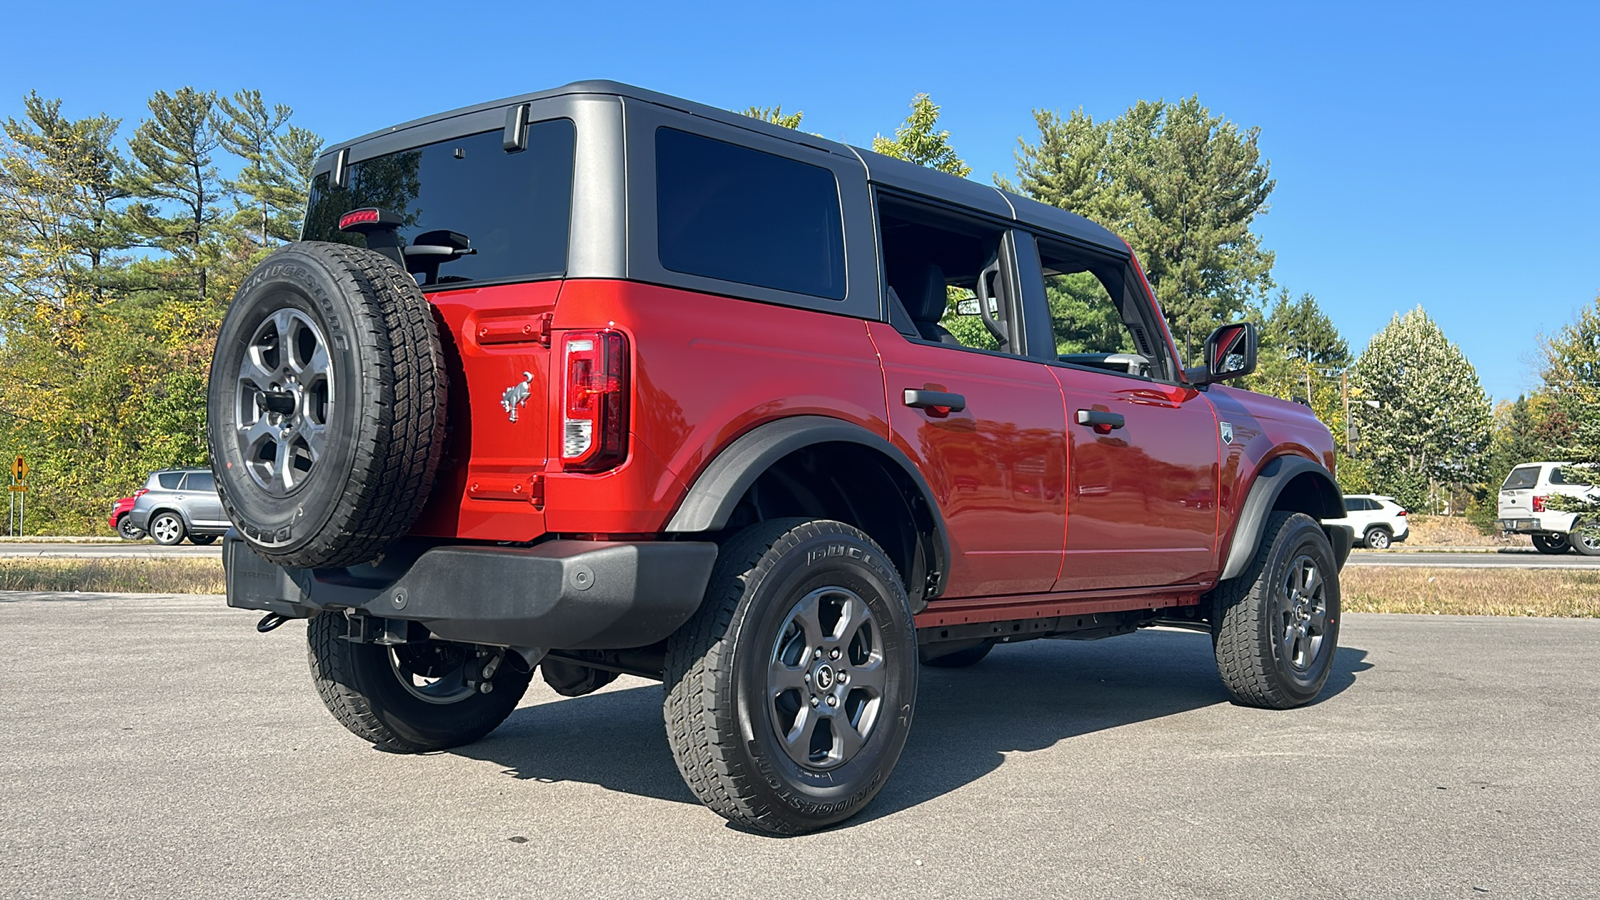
[211,81,1349,834]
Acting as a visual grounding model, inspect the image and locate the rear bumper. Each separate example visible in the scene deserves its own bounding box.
[1497,514,1577,535]
[223,535,718,650]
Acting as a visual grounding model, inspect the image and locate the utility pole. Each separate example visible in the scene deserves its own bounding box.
[1342,370,1351,455]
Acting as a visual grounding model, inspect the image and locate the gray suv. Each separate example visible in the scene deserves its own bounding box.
[127,469,229,546]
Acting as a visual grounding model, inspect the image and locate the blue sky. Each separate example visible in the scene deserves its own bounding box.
[4,1,1595,402]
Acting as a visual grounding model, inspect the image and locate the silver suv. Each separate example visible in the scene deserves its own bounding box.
[126,468,229,546]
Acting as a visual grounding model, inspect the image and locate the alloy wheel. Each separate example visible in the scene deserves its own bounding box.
[766,586,886,770]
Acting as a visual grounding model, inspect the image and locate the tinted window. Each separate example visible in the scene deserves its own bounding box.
[1502,466,1540,490]
[655,128,845,299]
[1551,466,1592,486]
[157,472,182,490]
[303,120,576,287]
[1036,240,1163,380]
[1344,498,1369,511]
[185,472,215,492]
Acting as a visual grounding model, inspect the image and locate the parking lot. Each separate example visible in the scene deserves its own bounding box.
[3,592,1597,899]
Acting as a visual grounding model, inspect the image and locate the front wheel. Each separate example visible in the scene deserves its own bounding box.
[663,518,918,835]
[1532,533,1570,555]
[149,512,186,546]
[307,613,532,752]
[1211,511,1341,709]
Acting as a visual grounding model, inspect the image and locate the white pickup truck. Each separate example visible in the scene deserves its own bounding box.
[1496,461,1600,555]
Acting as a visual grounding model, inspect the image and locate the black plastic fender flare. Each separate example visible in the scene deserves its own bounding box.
[664,415,951,602]
[1220,455,1348,581]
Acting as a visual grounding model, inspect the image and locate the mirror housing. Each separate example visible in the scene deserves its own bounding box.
[1187,322,1258,386]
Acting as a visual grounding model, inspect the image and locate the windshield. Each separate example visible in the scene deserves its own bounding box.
[302,119,576,287]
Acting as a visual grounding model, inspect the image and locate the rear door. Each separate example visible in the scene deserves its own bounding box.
[870,196,1067,598]
[180,471,227,527]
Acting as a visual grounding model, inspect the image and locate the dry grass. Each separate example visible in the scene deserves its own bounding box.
[1400,515,1519,547]
[1342,566,1600,617]
[0,558,225,594]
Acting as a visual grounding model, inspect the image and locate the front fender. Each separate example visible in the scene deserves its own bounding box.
[1220,455,1346,581]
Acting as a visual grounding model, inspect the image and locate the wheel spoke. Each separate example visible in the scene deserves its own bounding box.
[299,340,331,380]
[273,438,293,491]
[238,353,279,392]
[769,659,808,693]
[1301,562,1319,597]
[301,422,328,461]
[832,716,865,760]
[849,657,887,694]
[791,594,826,651]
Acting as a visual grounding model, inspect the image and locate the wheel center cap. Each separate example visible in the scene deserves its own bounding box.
[814,663,835,690]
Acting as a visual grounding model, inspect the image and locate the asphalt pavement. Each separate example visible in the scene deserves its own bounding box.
[2,592,1596,899]
[0,541,220,559]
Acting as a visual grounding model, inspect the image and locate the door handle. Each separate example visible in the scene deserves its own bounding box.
[1075,409,1125,434]
[903,389,967,415]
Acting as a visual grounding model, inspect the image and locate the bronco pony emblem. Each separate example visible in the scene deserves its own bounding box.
[501,372,533,423]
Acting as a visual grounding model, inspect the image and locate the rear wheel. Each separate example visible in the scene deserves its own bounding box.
[307,612,532,752]
[149,512,185,546]
[1572,521,1600,557]
[1211,511,1341,709]
[663,518,917,835]
[116,515,144,541]
[1532,533,1570,555]
[1363,527,1392,550]
[188,534,217,546]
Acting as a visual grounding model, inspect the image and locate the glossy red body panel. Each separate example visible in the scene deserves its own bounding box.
[410,281,560,541]
[868,323,1067,598]
[542,280,888,534]
[109,497,136,529]
[1052,367,1220,590]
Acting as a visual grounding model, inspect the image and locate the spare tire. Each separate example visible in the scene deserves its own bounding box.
[207,242,446,569]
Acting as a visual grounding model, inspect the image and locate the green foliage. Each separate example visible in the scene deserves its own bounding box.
[872,94,972,178]
[218,90,320,245]
[0,87,317,534]
[1348,306,1493,513]
[1539,295,1600,527]
[1247,289,1349,433]
[1047,271,1133,354]
[740,105,805,130]
[1006,96,1275,362]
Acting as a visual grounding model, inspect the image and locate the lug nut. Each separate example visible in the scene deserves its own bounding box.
[838,671,849,684]
[814,649,822,659]
[826,695,838,707]
[803,672,810,683]
[830,648,841,660]
[810,696,820,708]
[478,682,494,694]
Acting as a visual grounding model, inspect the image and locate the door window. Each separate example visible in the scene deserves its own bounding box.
[878,196,1018,355]
[1035,240,1169,381]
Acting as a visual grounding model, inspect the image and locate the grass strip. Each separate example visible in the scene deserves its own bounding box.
[3,558,1597,620]
[0,558,225,594]
[1341,566,1600,618]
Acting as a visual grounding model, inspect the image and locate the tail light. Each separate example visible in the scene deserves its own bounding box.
[1397,509,1406,516]
[133,489,148,499]
[561,330,629,472]
[1532,495,1546,513]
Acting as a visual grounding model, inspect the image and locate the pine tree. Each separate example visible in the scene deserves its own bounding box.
[740,105,805,130]
[1538,295,1600,531]
[119,87,227,305]
[1348,306,1492,511]
[872,94,971,178]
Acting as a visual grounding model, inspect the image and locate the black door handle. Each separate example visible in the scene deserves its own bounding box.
[1075,409,1125,432]
[903,389,967,412]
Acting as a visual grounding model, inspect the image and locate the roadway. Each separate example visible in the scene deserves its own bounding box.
[2,593,1596,899]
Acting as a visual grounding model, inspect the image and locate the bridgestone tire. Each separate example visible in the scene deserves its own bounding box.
[1532,534,1570,555]
[306,612,532,752]
[663,518,918,835]
[1364,527,1392,550]
[1210,511,1341,709]
[207,242,446,569]
[920,641,994,668]
[1572,521,1600,557]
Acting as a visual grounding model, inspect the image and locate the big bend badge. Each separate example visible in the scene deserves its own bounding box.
[1220,421,1235,445]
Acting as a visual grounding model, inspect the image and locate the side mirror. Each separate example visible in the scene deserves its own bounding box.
[1188,322,1257,385]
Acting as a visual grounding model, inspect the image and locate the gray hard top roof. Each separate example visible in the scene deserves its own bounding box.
[320,80,1127,256]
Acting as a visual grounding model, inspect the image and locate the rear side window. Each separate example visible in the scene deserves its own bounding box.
[1346,498,1372,511]
[1550,466,1592,486]
[185,472,215,492]
[1502,466,1540,490]
[655,128,845,299]
[157,472,182,490]
[302,120,576,287]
